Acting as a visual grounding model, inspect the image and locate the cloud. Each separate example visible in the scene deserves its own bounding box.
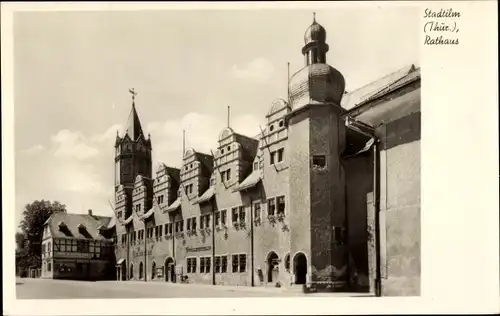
[51,129,99,160]
[90,124,122,143]
[231,58,275,83]
[21,144,45,155]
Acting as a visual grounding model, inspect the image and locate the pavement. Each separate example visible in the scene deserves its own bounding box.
[16,277,374,299]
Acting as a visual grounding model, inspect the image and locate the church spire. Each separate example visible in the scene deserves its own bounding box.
[124,88,145,141]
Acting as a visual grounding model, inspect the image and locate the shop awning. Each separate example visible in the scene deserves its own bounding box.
[116,258,125,266]
[355,137,375,155]
[195,186,215,204]
[233,170,262,192]
[140,205,157,220]
[164,198,181,213]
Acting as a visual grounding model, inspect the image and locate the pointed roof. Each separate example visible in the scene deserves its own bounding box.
[124,103,145,141]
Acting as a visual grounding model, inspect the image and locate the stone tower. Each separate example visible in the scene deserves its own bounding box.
[287,14,348,290]
[114,92,153,201]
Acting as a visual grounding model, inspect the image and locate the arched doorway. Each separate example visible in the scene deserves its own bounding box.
[165,257,175,283]
[129,263,134,280]
[139,262,144,280]
[266,251,279,284]
[293,253,307,285]
[151,261,156,280]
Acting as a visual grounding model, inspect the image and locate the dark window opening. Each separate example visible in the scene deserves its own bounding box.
[312,155,326,168]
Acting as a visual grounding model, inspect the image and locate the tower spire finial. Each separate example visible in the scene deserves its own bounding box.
[313,12,316,23]
[129,88,137,105]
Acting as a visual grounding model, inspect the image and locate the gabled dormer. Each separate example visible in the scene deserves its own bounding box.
[213,127,259,189]
[261,99,290,170]
[58,221,73,237]
[179,148,213,201]
[132,175,153,217]
[115,184,132,221]
[154,163,180,208]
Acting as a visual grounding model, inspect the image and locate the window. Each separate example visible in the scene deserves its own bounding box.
[117,211,123,219]
[312,155,326,168]
[187,258,197,273]
[135,204,141,213]
[253,162,258,171]
[232,255,239,273]
[121,234,126,244]
[232,254,247,273]
[239,254,247,272]
[268,198,276,216]
[231,207,239,224]
[175,220,184,233]
[277,148,284,163]
[90,242,95,253]
[269,124,275,131]
[254,202,261,222]
[277,196,286,215]
[226,169,231,181]
[270,152,276,165]
[221,148,224,154]
[187,217,197,233]
[48,262,52,272]
[200,257,211,274]
[279,120,284,128]
[284,254,291,271]
[221,255,228,273]
[215,256,221,273]
[215,211,220,227]
[72,240,77,252]
[227,146,231,152]
[165,223,173,236]
[239,206,246,223]
[221,210,227,226]
[157,195,164,205]
[200,214,211,229]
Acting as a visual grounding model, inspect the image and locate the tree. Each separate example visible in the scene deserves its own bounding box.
[17,200,66,269]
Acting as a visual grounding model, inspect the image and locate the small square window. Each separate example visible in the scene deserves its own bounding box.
[312,155,326,168]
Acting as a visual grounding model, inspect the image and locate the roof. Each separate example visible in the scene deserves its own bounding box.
[233,169,262,192]
[341,64,418,110]
[124,103,145,141]
[195,186,216,204]
[45,212,112,241]
[165,197,181,212]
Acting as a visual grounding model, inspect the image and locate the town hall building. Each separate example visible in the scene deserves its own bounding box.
[42,14,420,296]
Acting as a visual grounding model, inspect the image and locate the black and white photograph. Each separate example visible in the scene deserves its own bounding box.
[2,1,498,315]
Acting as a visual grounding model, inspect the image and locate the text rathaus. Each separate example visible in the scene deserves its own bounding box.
[70,15,421,295]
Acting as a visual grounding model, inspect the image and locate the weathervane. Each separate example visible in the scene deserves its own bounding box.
[129,88,138,103]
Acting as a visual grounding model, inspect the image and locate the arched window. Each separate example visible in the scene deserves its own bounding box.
[284,253,290,271]
[152,261,156,279]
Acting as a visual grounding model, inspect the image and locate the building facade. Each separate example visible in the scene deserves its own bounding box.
[109,16,421,296]
[41,210,116,280]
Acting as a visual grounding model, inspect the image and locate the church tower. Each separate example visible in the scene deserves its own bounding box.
[114,89,153,195]
[287,14,348,290]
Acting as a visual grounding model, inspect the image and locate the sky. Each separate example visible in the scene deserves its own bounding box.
[14,7,420,227]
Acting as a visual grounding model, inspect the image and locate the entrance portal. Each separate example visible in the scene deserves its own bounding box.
[294,253,307,285]
[266,252,279,284]
[165,257,175,283]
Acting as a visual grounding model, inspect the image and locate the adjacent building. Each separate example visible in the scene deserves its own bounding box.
[41,210,116,280]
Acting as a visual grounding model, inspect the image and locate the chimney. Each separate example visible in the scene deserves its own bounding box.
[88,209,93,216]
